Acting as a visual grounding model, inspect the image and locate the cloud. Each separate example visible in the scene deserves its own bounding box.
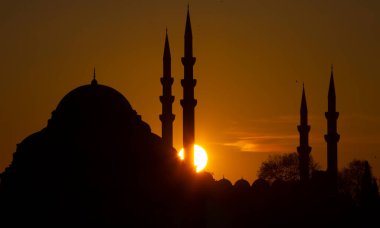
[223,134,298,153]
[218,115,329,153]
[224,140,258,152]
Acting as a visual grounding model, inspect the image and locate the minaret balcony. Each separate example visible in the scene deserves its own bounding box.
[180,99,197,107]
[325,111,339,119]
[181,57,196,65]
[324,133,340,142]
[160,77,174,85]
[297,146,312,154]
[181,79,197,87]
[160,114,175,122]
[297,125,310,133]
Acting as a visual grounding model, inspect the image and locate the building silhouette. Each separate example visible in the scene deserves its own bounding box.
[160,30,175,151]
[297,84,312,183]
[0,77,183,225]
[180,8,197,169]
[0,7,378,227]
[325,66,340,188]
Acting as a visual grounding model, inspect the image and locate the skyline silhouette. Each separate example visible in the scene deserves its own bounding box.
[0,4,379,226]
[0,0,379,184]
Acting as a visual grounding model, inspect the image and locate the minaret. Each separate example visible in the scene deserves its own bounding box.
[324,65,340,188]
[180,8,197,169]
[159,30,175,151]
[297,84,312,183]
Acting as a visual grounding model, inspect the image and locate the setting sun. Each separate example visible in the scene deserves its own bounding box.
[178,144,208,172]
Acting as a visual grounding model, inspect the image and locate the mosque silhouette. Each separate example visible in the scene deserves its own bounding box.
[0,8,378,227]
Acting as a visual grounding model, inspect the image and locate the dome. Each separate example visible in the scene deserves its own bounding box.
[49,81,139,129]
[234,178,250,189]
[217,177,233,188]
[56,82,132,114]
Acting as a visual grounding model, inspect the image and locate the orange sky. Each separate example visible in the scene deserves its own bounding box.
[0,0,379,183]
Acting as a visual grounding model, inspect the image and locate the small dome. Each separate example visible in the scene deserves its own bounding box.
[217,177,233,189]
[234,178,250,189]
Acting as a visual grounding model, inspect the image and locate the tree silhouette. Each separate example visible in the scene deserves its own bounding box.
[339,160,379,207]
[257,152,320,183]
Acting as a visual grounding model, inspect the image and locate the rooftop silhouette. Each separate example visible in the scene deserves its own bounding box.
[0,79,187,225]
[0,8,379,227]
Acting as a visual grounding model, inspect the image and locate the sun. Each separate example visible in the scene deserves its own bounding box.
[178,144,208,172]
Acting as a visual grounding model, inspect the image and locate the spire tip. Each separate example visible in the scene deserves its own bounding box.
[91,67,98,85]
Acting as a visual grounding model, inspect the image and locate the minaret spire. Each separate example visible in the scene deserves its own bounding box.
[164,29,171,62]
[91,67,97,85]
[184,6,193,58]
[325,66,340,189]
[181,7,197,170]
[301,83,308,124]
[160,30,175,151]
[297,84,312,183]
[328,64,336,112]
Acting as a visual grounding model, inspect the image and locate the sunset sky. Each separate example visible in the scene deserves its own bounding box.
[0,0,379,183]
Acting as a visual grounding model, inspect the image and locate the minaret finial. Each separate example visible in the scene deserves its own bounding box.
[186,3,190,25]
[91,67,98,85]
[186,5,191,28]
[184,5,193,57]
[300,83,307,121]
[164,29,171,59]
[328,65,336,110]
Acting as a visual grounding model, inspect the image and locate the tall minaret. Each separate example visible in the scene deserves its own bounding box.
[325,65,340,187]
[297,84,312,183]
[159,30,175,151]
[180,8,197,169]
